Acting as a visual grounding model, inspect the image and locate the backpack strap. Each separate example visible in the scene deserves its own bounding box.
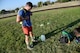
[18,8,27,25]
[22,8,28,14]
[19,8,28,16]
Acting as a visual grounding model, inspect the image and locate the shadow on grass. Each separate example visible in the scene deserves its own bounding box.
[34,19,80,46]
[45,19,80,39]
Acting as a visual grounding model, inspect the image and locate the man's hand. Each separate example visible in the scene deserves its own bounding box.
[21,16,29,20]
[16,14,29,23]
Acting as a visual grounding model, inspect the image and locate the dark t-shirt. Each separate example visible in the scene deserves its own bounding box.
[18,8,32,27]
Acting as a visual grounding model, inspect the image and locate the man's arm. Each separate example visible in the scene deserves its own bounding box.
[16,15,29,23]
[16,15,22,23]
[16,10,23,23]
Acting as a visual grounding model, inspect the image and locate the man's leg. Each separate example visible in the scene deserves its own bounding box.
[25,35,29,47]
[29,31,35,48]
[25,34,33,50]
[29,31,34,42]
[29,26,35,42]
[22,26,33,50]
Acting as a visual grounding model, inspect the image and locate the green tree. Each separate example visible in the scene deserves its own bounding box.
[10,10,15,13]
[15,8,19,12]
[51,2,54,4]
[43,1,51,6]
[38,1,43,7]
[0,9,6,14]
[43,2,48,6]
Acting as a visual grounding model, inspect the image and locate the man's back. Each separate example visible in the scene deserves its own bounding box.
[18,8,32,27]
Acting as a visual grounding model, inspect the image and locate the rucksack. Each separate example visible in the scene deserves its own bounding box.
[59,36,68,43]
[59,31,72,43]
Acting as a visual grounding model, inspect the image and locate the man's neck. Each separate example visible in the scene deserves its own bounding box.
[24,7,29,11]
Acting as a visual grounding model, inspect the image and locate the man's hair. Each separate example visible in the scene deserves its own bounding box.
[26,2,33,8]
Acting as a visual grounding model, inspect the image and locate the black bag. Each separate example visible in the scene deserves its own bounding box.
[59,36,68,43]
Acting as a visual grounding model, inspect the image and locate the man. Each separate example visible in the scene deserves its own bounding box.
[16,2,35,50]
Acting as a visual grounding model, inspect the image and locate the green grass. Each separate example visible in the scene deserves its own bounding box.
[0,7,80,53]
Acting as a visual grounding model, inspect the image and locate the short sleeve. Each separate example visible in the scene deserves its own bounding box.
[18,10,24,17]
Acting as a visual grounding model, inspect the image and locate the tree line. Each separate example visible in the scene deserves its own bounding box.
[38,0,80,7]
[0,8,19,14]
[0,0,79,14]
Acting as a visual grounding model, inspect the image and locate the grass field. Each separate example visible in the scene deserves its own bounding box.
[0,7,80,53]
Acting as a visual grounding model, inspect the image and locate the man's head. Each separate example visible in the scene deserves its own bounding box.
[24,2,33,11]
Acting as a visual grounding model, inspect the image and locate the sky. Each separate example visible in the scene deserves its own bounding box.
[0,0,57,10]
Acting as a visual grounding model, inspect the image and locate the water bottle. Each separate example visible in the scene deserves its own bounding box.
[40,35,46,41]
